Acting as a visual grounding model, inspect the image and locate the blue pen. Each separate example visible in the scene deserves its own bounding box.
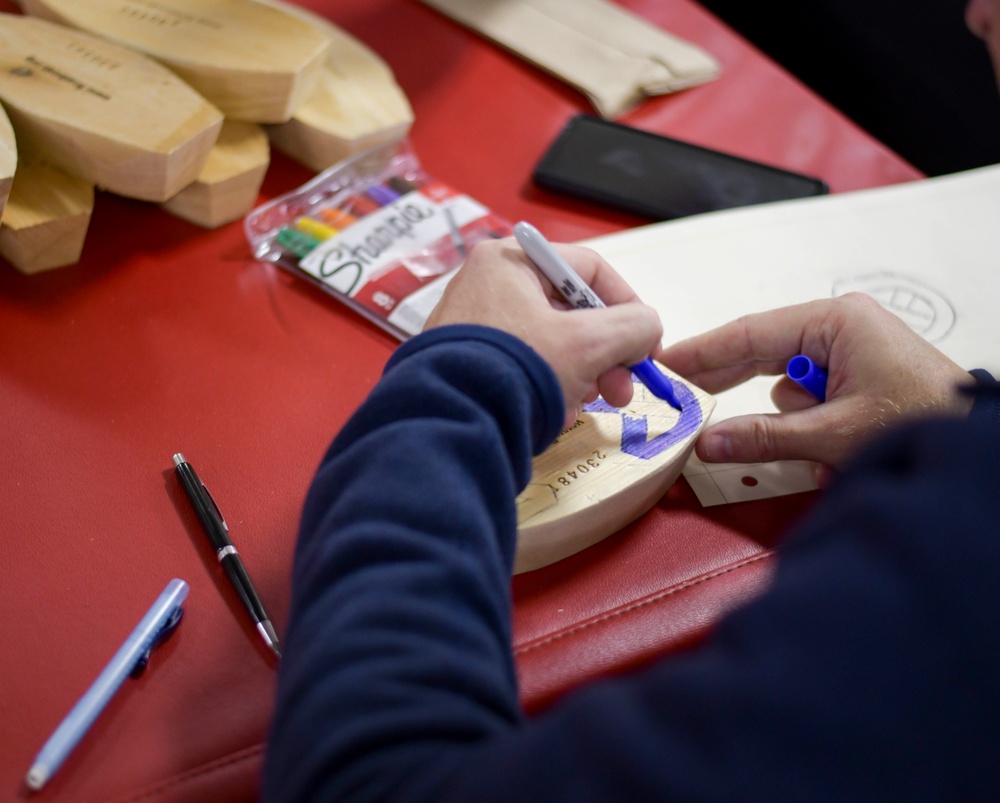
[786,354,828,401]
[25,579,189,791]
[513,221,682,410]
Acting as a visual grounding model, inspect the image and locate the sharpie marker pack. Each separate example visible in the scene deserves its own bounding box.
[245,141,513,340]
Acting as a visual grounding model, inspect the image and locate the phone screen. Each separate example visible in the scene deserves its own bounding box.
[533,115,828,220]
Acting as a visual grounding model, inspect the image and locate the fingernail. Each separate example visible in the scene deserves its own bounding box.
[813,463,837,488]
[699,432,731,462]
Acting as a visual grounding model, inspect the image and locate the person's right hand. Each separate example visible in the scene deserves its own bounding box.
[659,293,976,469]
[424,238,664,426]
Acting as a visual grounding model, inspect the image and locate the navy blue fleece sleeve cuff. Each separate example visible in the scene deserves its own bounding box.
[968,369,1000,426]
[388,324,566,454]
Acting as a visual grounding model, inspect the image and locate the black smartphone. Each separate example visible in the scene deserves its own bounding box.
[532,115,829,220]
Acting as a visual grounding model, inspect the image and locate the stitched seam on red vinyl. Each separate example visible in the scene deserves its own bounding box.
[514,551,774,656]
[105,556,774,801]
[108,743,264,803]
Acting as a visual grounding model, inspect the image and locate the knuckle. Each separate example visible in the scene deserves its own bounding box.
[836,291,882,318]
[745,415,782,461]
[750,416,777,460]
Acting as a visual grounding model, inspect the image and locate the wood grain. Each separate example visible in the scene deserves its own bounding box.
[0,13,222,201]
[20,0,331,123]
[258,0,413,171]
[0,102,14,221]
[161,119,270,228]
[0,159,94,273]
[514,371,715,573]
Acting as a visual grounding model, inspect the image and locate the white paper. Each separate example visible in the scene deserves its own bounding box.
[582,164,1000,505]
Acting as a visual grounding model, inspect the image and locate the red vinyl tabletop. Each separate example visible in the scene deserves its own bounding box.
[0,1,921,801]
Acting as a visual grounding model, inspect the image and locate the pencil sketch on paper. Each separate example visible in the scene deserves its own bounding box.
[585,163,1000,506]
[832,271,956,343]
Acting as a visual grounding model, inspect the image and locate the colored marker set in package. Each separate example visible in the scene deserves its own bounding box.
[244,141,514,340]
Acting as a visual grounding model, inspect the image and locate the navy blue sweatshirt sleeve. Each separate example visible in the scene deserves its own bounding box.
[262,325,564,802]
[264,331,1000,803]
[969,368,1000,424]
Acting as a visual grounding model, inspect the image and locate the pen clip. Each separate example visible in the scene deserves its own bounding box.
[130,606,184,679]
[200,481,229,535]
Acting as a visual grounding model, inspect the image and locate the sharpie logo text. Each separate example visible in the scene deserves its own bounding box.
[313,198,436,294]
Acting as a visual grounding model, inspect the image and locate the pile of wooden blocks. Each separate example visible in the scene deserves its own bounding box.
[0,0,413,273]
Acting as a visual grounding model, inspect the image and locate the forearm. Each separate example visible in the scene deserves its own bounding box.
[262,325,563,803]
[263,324,1000,802]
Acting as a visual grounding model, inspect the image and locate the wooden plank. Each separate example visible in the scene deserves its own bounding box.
[161,120,270,228]
[0,13,222,201]
[514,372,715,573]
[20,0,331,123]
[258,0,413,171]
[0,102,14,220]
[0,159,94,274]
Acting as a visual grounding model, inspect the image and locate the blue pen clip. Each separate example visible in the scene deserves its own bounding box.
[129,605,185,678]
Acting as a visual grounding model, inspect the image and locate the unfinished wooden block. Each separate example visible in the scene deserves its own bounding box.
[0,103,14,220]
[161,120,270,228]
[257,0,414,171]
[20,0,330,123]
[0,159,94,274]
[514,371,715,573]
[0,14,222,201]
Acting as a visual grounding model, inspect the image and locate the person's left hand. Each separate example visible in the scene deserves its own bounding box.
[657,295,975,471]
[425,238,664,424]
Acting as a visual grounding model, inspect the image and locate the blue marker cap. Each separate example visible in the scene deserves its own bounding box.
[631,358,682,410]
[365,184,400,206]
[786,354,827,402]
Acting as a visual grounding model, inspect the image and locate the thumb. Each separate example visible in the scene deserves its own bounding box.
[574,304,663,376]
[695,403,858,466]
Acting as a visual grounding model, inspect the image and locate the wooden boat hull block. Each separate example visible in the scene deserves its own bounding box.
[161,120,270,228]
[259,0,413,171]
[514,371,715,573]
[0,102,15,220]
[20,0,331,123]
[0,14,222,201]
[0,159,94,274]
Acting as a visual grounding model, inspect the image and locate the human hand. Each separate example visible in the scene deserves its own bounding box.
[966,0,1000,87]
[424,238,664,423]
[658,293,975,469]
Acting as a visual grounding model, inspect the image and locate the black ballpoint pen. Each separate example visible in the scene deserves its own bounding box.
[172,453,281,658]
